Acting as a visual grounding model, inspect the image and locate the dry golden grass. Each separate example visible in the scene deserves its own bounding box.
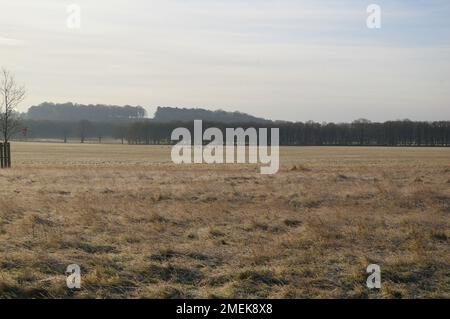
[0,142,448,298]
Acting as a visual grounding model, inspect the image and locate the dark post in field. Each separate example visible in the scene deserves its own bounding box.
[0,142,11,168]
[6,142,11,168]
[0,142,3,168]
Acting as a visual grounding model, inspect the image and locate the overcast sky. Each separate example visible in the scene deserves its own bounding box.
[1,0,449,122]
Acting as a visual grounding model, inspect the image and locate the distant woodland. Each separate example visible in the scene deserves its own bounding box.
[26,102,147,122]
[153,107,269,123]
[16,103,450,146]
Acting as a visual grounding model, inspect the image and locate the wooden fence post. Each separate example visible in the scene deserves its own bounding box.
[6,143,11,168]
[0,142,3,168]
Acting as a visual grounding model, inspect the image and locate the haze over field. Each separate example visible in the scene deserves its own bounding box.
[1,0,450,122]
[1,0,450,303]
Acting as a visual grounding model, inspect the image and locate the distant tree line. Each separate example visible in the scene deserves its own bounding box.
[153,106,269,124]
[26,102,146,122]
[16,119,450,146]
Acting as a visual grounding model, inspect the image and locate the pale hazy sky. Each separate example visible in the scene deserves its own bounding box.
[1,0,449,122]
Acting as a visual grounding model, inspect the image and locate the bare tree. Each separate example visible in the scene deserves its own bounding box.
[0,68,26,143]
[78,120,92,143]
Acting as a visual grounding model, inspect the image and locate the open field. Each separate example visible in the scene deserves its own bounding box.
[0,142,449,298]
